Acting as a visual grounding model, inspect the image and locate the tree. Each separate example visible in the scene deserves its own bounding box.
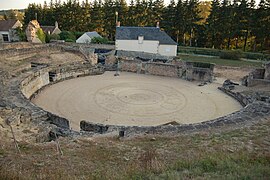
[206,0,221,48]
[162,0,176,40]
[91,0,105,35]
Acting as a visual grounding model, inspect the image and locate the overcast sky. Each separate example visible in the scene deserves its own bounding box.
[0,0,261,10]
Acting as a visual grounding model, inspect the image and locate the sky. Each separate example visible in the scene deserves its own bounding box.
[0,0,261,10]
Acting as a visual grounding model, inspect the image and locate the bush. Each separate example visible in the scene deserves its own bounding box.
[15,27,27,41]
[36,28,46,43]
[50,34,60,41]
[45,33,61,43]
[74,32,84,39]
[59,31,76,42]
[243,52,270,61]
[65,38,75,42]
[91,37,108,44]
[219,50,243,60]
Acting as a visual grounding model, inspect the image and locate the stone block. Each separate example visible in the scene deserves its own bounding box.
[264,62,270,80]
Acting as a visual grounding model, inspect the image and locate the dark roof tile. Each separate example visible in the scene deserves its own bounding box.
[40,26,55,34]
[116,27,177,45]
[0,19,18,31]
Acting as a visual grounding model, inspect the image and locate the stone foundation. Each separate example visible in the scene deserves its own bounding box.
[119,59,214,82]
[242,62,270,87]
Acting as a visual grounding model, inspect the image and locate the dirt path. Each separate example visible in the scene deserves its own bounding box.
[32,72,242,131]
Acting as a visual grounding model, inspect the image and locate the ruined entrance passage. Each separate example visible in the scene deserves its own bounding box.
[32,72,242,130]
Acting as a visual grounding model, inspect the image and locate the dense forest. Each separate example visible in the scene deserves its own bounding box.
[3,0,270,51]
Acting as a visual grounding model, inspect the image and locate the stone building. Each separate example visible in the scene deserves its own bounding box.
[25,20,43,43]
[41,21,61,35]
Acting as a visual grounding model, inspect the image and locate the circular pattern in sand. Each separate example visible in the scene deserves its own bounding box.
[95,83,186,116]
[32,72,242,130]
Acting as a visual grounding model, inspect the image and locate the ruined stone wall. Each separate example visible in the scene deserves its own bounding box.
[186,67,213,82]
[18,63,104,131]
[243,63,270,87]
[116,50,174,61]
[0,44,62,57]
[145,62,179,77]
[120,59,141,73]
[120,59,213,82]
[264,62,270,80]
[0,42,43,50]
[21,70,50,99]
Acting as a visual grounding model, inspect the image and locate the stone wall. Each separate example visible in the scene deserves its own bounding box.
[0,42,43,50]
[264,62,270,80]
[18,62,104,131]
[186,67,213,82]
[116,50,174,61]
[145,62,179,77]
[242,62,270,87]
[120,59,213,82]
[0,44,62,58]
[0,43,98,66]
[21,70,50,99]
[120,59,141,73]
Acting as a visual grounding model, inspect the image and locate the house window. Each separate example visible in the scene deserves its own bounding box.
[2,34,9,42]
[138,36,144,44]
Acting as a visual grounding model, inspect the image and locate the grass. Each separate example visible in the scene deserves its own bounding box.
[0,119,269,179]
[178,54,264,68]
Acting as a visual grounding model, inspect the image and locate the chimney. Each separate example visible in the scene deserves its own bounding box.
[116,21,120,27]
[156,21,160,28]
[55,21,58,28]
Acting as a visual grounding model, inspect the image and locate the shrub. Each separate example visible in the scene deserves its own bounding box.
[74,31,84,39]
[65,38,75,42]
[59,31,76,42]
[91,37,108,44]
[36,28,46,43]
[243,52,270,61]
[50,34,60,40]
[15,27,27,41]
[219,50,243,60]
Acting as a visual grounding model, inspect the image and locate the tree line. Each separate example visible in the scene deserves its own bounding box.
[20,0,270,51]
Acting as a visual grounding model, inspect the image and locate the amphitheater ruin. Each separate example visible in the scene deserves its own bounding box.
[0,42,269,141]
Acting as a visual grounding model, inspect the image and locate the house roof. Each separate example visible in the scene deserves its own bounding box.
[85,31,101,38]
[40,26,56,34]
[116,27,177,45]
[0,19,18,31]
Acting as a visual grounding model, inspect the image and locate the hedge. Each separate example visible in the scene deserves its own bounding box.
[178,46,270,61]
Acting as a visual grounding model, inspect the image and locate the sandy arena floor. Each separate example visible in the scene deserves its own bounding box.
[32,72,242,130]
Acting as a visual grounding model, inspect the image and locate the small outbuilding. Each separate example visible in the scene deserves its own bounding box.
[115,22,177,57]
[76,31,101,44]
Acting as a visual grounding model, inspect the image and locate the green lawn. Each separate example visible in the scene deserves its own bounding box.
[178,54,264,68]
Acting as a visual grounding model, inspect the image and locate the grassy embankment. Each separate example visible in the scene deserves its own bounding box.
[0,118,269,179]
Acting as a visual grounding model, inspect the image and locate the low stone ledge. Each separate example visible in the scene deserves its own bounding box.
[47,112,70,129]
[80,97,270,136]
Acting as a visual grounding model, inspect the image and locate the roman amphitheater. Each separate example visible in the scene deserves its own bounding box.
[0,42,269,141]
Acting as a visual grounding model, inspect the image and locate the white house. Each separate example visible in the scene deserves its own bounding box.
[0,19,22,42]
[76,31,101,44]
[115,23,177,57]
